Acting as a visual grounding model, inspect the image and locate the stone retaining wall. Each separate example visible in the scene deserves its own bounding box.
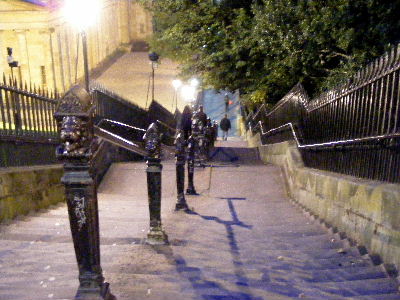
[0,165,65,222]
[251,132,400,272]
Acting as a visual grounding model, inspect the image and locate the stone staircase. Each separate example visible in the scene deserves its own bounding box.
[238,204,400,300]
[0,152,399,299]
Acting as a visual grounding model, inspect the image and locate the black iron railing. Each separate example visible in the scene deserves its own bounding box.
[90,81,149,129]
[52,83,203,299]
[0,75,59,139]
[247,43,400,183]
[0,76,60,167]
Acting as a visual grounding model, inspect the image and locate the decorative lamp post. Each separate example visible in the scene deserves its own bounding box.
[63,0,101,92]
[149,52,159,104]
[171,79,182,111]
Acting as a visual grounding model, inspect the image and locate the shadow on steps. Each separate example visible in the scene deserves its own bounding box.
[209,147,260,164]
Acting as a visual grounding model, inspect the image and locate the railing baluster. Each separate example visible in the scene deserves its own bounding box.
[0,88,7,135]
[31,96,39,136]
[4,88,13,135]
[38,95,45,134]
[381,71,392,135]
[376,73,386,135]
[19,92,28,136]
[45,100,53,136]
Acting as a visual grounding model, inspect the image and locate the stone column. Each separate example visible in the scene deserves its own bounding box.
[175,131,189,210]
[144,123,168,245]
[54,86,113,300]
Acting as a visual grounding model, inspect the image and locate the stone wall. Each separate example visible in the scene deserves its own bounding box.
[251,132,400,272]
[0,165,64,222]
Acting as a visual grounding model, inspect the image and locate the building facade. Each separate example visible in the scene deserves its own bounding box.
[0,0,152,92]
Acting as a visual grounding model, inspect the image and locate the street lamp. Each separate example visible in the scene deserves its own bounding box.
[181,85,196,103]
[148,52,159,107]
[171,79,182,111]
[62,0,101,92]
[189,78,199,88]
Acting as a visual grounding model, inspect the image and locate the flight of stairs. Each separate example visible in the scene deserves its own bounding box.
[249,203,400,299]
[205,140,400,299]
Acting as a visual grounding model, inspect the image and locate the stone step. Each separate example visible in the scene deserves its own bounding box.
[249,233,348,248]
[239,277,399,299]
[240,239,346,251]
[296,265,389,283]
[214,140,249,148]
[351,293,400,299]
[209,146,260,163]
[244,254,373,270]
[299,277,399,297]
[243,246,363,261]
[200,264,389,285]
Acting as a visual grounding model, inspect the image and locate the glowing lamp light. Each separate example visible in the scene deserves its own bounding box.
[172,79,182,90]
[189,78,199,87]
[181,85,196,102]
[63,0,101,31]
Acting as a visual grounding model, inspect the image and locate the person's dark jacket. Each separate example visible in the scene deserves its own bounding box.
[220,117,231,131]
[195,111,207,126]
[180,106,192,140]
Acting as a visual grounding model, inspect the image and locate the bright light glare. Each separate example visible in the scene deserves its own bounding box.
[172,79,182,90]
[181,85,196,102]
[189,78,199,87]
[63,0,101,31]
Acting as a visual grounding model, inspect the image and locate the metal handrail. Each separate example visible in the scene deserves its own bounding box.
[260,122,400,149]
[98,119,146,132]
[156,119,176,133]
[93,125,148,157]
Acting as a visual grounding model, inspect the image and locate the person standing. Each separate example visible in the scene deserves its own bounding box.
[180,105,193,140]
[195,105,208,127]
[220,114,231,141]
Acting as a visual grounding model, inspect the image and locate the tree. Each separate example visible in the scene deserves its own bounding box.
[142,0,400,106]
[253,0,400,97]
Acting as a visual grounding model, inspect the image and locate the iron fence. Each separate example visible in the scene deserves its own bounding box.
[0,79,180,168]
[0,76,60,167]
[90,81,149,129]
[148,99,178,129]
[0,75,59,139]
[247,43,400,183]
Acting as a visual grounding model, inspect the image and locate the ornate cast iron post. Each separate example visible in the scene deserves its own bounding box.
[186,134,198,195]
[144,123,168,245]
[191,111,206,167]
[175,131,189,210]
[54,86,113,300]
